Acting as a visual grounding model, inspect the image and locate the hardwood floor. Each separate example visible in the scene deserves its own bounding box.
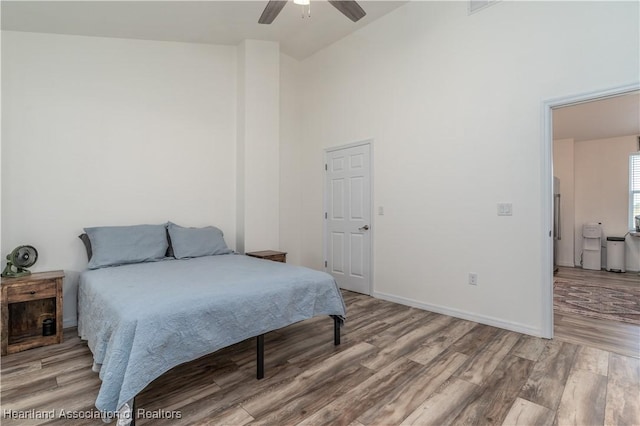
[554,266,640,359]
[1,289,639,425]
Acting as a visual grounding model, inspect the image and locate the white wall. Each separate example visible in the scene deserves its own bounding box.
[282,1,639,336]
[279,54,303,265]
[236,40,280,254]
[1,32,238,326]
[553,138,575,267]
[573,135,640,271]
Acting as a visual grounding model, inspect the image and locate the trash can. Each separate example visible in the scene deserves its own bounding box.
[606,236,626,273]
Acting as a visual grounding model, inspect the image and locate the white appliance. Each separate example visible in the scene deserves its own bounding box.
[606,237,626,272]
[553,177,561,273]
[582,223,602,270]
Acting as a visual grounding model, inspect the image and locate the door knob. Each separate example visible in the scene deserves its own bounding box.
[359,225,370,231]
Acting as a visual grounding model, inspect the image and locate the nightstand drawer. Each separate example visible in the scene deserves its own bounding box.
[7,281,56,303]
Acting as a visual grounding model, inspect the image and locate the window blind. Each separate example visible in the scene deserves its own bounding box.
[630,153,640,229]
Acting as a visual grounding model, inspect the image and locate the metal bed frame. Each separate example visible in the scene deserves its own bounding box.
[128,315,343,425]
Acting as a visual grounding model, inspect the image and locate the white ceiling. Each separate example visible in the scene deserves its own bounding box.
[0,0,408,59]
[553,91,640,142]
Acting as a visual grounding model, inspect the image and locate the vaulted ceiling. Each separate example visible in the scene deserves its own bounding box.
[1,1,408,59]
[3,1,638,142]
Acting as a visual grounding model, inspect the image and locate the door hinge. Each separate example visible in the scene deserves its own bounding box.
[325,164,328,171]
[325,260,327,267]
[325,212,327,219]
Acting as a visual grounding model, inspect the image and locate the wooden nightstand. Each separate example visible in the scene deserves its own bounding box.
[246,250,287,263]
[1,270,64,355]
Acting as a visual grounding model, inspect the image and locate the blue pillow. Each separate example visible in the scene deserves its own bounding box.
[84,224,169,269]
[167,222,232,259]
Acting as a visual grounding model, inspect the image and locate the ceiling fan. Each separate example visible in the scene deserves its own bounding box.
[259,0,366,24]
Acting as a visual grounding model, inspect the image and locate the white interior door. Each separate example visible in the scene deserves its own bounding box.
[325,143,371,294]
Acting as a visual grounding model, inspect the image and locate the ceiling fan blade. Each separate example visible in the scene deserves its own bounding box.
[328,0,367,22]
[259,0,288,24]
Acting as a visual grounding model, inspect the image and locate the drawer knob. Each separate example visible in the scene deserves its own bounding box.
[30,291,36,295]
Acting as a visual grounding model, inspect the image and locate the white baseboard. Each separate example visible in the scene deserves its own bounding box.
[64,318,78,328]
[372,291,544,338]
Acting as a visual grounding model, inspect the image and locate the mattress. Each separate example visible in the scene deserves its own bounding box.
[77,254,346,413]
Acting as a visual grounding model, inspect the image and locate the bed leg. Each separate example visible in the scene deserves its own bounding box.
[256,334,265,379]
[331,315,342,345]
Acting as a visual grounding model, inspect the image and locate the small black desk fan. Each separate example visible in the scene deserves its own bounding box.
[2,245,38,278]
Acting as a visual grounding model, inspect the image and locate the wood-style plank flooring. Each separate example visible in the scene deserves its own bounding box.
[2,287,639,425]
[554,266,640,359]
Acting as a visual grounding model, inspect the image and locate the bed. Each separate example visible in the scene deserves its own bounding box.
[77,224,346,423]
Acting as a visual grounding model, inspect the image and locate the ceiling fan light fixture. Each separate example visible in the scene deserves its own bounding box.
[293,0,311,19]
[259,0,365,24]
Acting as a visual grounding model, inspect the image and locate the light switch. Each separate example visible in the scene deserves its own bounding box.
[378,206,384,215]
[497,203,513,216]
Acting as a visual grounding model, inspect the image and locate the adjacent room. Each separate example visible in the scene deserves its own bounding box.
[1,1,639,425]
[552,92,640,358]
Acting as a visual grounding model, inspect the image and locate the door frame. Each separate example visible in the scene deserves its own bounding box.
[541,82,639,339]
[323,139,374,295]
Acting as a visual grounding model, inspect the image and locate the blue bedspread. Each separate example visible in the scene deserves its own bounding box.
[77,254,346,413]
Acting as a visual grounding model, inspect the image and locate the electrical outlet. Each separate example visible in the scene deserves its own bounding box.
[468,273,478,286]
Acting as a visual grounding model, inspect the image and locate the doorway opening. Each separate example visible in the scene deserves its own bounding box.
[542,83,640,340]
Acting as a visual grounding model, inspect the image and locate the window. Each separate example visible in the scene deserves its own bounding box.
[630,153,640,229]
